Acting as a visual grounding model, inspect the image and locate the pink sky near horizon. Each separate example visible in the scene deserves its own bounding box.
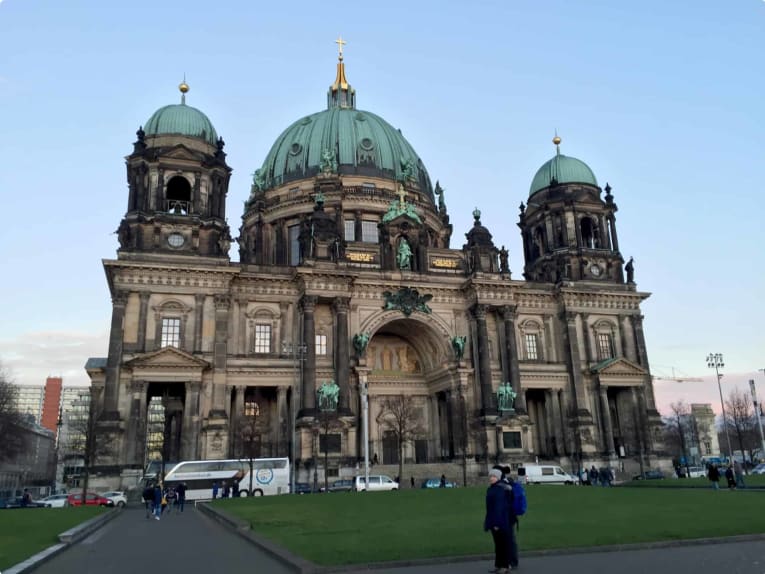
[652,371,764,417]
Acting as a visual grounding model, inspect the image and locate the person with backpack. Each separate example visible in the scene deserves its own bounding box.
[484,468,512,574]
[492,465,523,570]
[142,482,155,519]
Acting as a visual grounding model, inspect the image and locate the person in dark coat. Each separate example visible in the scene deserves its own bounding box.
[484,468,511,574]
[708,464,720,490]
[440,474,447,488]
[724,465,736,489]
[152,484,163,520]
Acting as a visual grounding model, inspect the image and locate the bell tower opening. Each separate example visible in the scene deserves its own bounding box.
[166,176,191,214]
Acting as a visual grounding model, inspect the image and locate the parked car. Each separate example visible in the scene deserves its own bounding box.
[681,466,706,479]
[100,491,127,507]
[39,494,70,508]
[292,482,312,495]
[519,465,578,485]
[67,493,115,507]
[421,478,458,488]
[321,479,353,493]
[353,475,399,492]
[633,469,664,480]
[752,463,765,475]
[0,497,51,509]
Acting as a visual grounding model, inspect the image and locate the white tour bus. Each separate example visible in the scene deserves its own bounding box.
[163,458,290,499]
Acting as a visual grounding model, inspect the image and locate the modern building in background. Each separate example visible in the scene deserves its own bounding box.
[87,48,667,489]
[0,421,56,497]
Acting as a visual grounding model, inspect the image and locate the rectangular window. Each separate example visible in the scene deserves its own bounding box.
[502,431,522,449]
[319,433,342,453]
[597,333,615,360]
[161,318,181,348]
[344,220,355,241]
[361,221,378,243]
[254,324,272,354]
[525,334,539,361]
[288,224,300,266]
[362,182,376,189]
[315,334,328,356]
[244,400,259,417]
[704,441,711,455]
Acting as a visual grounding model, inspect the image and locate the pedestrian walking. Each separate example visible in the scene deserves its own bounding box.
[142,482,154,519]
[734,461,746,489]
[153,483,163,520]
[222,481,230,498]
[485,468,512,574]
[165,487,177,514]
[708,464,720,490]
[589,466,599,486]
[176,482,186,513]
[440,474,447,488]
[410,476,415,488]
[724,465,735,489]
[232,479,240,498]
[212,481,219,499]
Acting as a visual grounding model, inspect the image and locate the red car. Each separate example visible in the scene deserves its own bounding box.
[67,493,115,507]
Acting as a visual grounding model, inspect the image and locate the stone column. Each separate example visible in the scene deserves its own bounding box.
[184,382,201,459]
[630,314,657,411]
[238,298,248,355]
[137,292,150,352]
[125,380,146,464]
[599,386,615,455]
[581,314,593,364]
[608,215,620,253]
[472,304,495,415]
[544,390,557,455]
[429,395,442,457]
[210,294,230,417]
[102,290,128,419]
[561,312,588,414]
[277,386,288,456]
[193,294,205,353]
[551,389,566,457]
[333,297,351,413]
[500,305,526,412]
[300,295,317,416]
[235,385,246,419]
[631,385,653,452]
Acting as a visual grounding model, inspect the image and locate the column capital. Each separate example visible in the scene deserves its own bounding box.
[301,295,318,313]
[500,305,518,321]
[562,311,578,324]
[112,290,129,307]
[472,304,488,320]
[194,293,206,303]
[236,384,246,393]
[629,314,645,326]
[213,294,231,310]
[139,292,151,303]
[332,297,350,313]
[184,382,201,393]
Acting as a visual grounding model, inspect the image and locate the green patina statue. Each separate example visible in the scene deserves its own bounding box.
[397,238,413,270]
[382,287,432,317]
[450,336,467,361]
[319,147,338,175]
[382,200,422,224]
[317,380,340,412]
[497,382,517,412]
[353,332,371,357]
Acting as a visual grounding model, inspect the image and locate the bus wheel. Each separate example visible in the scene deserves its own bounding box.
[253,489,264,496]
[238,490,249,497]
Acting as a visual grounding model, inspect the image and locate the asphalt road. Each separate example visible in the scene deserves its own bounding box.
[343,539,765,574]
[32,505,293,574]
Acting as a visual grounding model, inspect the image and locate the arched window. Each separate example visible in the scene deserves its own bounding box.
[591,320,618,361]
[166,176,191,214]
[519,319,544,362]
[580,216,602,249]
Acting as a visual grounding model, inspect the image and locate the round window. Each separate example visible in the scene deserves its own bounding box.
[167,233,185,248]
[360,137,374,151]
[290,143,302,155]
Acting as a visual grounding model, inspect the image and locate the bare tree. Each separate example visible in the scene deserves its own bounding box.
[0,365,28,463]
[724,388,757,465]
[663,400,691,475]
[234,409,271,495]
[377,395,426,486]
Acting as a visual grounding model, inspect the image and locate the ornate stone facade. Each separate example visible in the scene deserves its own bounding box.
[88,58,667,489]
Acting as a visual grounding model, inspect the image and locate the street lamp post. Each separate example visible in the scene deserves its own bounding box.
[282,340,306,495]
[706,353,734,463]
[360,379,370,489]
[751,376,765,461]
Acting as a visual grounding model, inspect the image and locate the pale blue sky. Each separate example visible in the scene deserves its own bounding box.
[0,0,763,412]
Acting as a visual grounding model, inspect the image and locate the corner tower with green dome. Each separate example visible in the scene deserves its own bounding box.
[117,80,232,261]
[518,136,625,283]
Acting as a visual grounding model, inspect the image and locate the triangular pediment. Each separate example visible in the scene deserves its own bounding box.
[162,145,202,161]
[591,357,648,377]
[125,347,209,370]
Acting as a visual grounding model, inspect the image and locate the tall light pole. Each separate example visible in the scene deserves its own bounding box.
[360,378,369,489]
[751,375,765,461]
[706,353,733,462]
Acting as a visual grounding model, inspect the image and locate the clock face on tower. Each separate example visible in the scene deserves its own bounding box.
[167,233,185,248]
[589,264,602,277]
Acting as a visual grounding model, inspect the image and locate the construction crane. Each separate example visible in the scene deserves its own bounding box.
[651,367,703,383]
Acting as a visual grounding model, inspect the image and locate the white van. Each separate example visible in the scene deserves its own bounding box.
[518,464,577,485]
[353,475,399,492]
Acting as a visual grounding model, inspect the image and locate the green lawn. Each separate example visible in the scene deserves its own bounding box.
[0,507,105,570]
[218,486,765,566]
[626,474,765,488]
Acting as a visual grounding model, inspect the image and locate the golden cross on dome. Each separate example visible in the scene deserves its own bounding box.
[396,184,408,207]
[335,36,347,60]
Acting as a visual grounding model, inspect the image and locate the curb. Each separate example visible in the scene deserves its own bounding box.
[5,508,121,574]
[200,502,765,574]
[197,503,319,574]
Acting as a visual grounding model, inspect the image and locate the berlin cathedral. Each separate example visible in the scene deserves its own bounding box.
[87,43,667,488]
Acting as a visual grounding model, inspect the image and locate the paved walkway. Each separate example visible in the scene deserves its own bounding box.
[33,506,293,574]
[343,539,765,574]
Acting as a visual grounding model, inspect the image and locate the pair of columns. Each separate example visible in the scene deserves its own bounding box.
[471,304,526,414]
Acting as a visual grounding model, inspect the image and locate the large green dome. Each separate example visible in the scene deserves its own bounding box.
[255,57,433,199]
[144,103,218,145]
[529,153,598,196]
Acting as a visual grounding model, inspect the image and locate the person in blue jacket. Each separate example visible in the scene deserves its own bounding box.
[484,468,511,574]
